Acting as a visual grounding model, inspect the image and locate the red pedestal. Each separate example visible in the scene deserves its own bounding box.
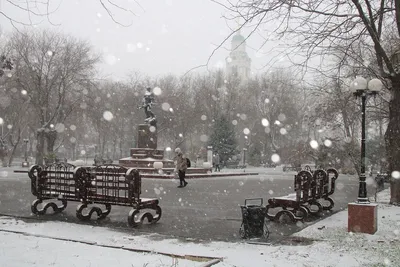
[348,202,378,234]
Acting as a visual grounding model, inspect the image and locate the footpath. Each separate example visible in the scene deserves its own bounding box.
[0,187,399,266]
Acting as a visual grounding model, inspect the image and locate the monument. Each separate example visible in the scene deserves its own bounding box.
[119,87,175,171]
[118,87,255,178]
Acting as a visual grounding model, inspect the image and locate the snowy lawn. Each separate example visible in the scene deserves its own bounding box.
[0,189,399,267]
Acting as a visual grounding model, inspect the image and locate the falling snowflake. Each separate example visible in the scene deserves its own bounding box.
[278,113,286,121]
[324,139,332,147]
[55,123,65,133]
[153,87,162,95]
[200,135,208,142]
[161,103,170,111]
[103,111,114,121]
[310,140,319,149]
[392,171,400,179]
[271,154,280,163]
[126,43,136,53]
[105,54,117,65]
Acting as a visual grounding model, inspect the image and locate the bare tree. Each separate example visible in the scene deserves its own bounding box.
[0,55,13,77]
[0,0,142,27]
[9,29,99,165]
[0,80,34,166]
[215,0,400,204]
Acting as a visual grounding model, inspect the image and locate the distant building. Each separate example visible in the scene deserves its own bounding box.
[225,30,251,80]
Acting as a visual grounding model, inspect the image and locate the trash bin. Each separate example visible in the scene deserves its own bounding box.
[239,198,269,239]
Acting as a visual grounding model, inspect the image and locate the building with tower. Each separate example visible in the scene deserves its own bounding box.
[225,30,251,80]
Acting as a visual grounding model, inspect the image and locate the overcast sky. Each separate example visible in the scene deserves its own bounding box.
[0,0,280,80]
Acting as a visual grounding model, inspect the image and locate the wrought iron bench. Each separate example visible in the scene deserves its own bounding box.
[266,170,313,223]
[25,163,161,227]
[266,168,339,223]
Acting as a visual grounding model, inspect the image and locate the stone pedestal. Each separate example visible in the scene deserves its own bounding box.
[119,124,174,169]
[348,202,378,234]
[119,124,212,176]
[137,124,157,149]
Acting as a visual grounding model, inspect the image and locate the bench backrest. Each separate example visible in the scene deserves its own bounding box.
[29,163,142,205]
[307,168,339,200]
[29,163,76,199]
[74,165,141,205]
[326,168,339,196]
[294,170,313,203]
[311,169,328,199]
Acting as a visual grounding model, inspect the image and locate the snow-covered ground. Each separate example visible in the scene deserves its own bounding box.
[0,189,399,267]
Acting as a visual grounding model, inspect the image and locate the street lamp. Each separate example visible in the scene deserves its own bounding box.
[22,139,29,167]
[0,117,3,138]
[350,76,383,203]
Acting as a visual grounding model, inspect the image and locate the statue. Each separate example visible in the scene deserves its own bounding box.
[139,87,156,126]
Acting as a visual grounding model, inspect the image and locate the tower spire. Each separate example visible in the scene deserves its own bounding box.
[236,18,241,35]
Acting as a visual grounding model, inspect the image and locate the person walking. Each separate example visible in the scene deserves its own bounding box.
[174,148,188,188]
[213,153,221,172]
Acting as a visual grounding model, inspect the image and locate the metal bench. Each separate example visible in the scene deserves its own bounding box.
[25,163,161,227]
[266,168,339,223]
[266,170,313,223]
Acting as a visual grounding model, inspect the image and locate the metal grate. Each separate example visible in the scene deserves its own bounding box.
[39,162,77,200]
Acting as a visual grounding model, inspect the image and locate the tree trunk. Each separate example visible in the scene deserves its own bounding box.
[101,135,106,157]
[7,137,21,167]
[385,76,400,205]
[72,143,76,161]
[119,138,123,159]
[112,137,117,160]
[45,130,57,154]
[35,130,45,165]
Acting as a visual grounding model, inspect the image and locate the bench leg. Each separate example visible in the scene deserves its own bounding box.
[151,205,162,224]
[128,209,140,227]
[31,199,66,215]
[275,210,295,223]
[307,200,323,215]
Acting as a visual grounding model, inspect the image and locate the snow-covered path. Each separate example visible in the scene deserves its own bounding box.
[0,189,399,267]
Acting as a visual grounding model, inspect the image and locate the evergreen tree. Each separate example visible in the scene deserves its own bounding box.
[208,115,238,162]
[248,144,262,167]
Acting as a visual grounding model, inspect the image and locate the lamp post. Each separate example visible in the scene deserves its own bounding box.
[351,76,383,203]
[0,117,3,139]
[348,76,382,235]
[0,118,6,167]
[22,139,29,167]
